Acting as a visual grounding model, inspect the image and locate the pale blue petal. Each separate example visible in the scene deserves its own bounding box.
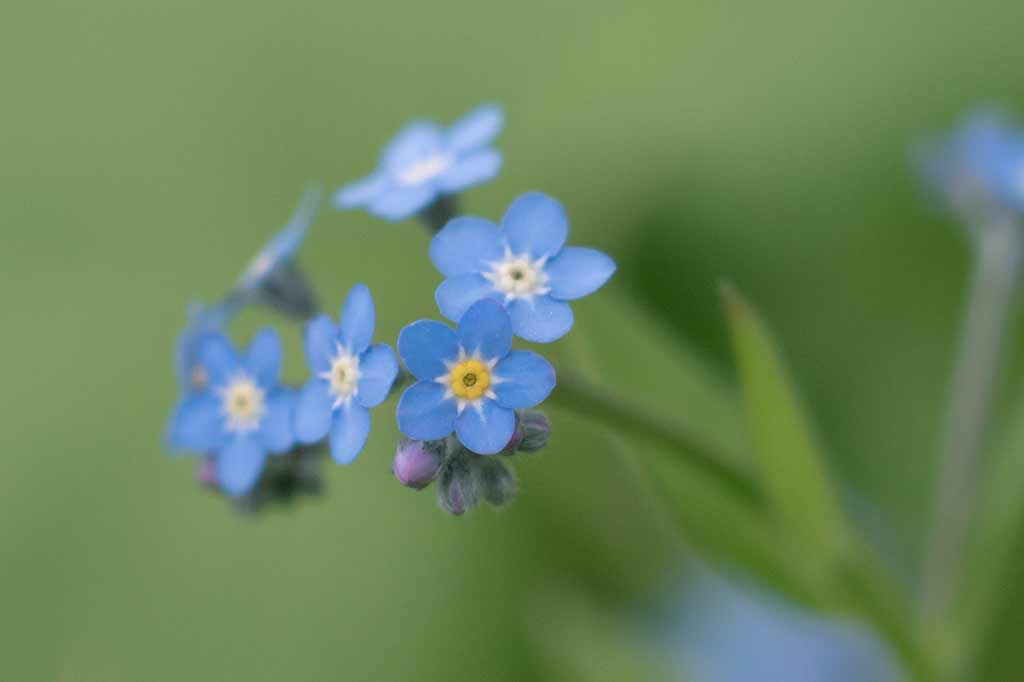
[397,381,457,441]
[368,185,437,221]
[492,351,556,408]
[216,436,266,497]
[455,401,516,455]
[304,315,339,374]
[397,320,459,381]
[168,393,224,453]
[501,191,569,259]
[435,273,502,323]
[259,388,295,454]
[429,216,505,277]
[339,283,375,355]
[245,327,282,387]
[436,150,502,193]
[356,344,398,408]
[329,403,371,464]
[381,121,445,171]
[456,299,512,361]
[295,379,333,444]
[508,295,574,343]
[446,104,504,154]
[334,173,390,209]
[199,333,242,387]
[545,246,616,301]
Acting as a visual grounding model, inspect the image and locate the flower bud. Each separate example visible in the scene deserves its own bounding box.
[437,456,480,516]
[393,438,443,490]
[506,411,551,454]
[476,457,518,506]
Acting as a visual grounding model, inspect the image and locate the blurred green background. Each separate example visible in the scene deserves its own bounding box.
[5,0,1024,679]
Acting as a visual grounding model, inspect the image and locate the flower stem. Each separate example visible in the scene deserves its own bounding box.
[548,368,759,506]
[919,215,1023,627]
[418,194,459,233]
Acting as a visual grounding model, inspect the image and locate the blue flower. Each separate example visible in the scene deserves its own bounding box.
[429,191,616,343]
[396,299,555,455]
[334,104,504,221]
[294,284,399,464]
[168,328,297,496]
[234,186,321,318]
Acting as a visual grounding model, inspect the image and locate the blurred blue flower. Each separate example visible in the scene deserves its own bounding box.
[294,284,399,464]
[430,191,615,343]
[396,299,555,455]
[168,328,297,496]
[234,186,321,318]
[917,108,1024,226]
[334,104,504,221]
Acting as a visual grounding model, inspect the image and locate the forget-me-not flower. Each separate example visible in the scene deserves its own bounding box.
[430,191,616,343]
[396,299,555,455]
[294,284,399,463]
[234,186,321,318]
[169,328,297,496]
[334,104,504,221]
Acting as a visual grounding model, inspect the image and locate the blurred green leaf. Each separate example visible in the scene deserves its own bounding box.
[721,283,849,565]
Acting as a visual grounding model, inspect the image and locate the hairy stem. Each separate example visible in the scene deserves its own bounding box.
[920,215,1023,627]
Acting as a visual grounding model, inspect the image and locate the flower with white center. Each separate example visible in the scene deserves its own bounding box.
[430,191,616,343]
[334,104,504,222]
[396,299,555,455]
[166,328,297,497]
[294,284,399,464]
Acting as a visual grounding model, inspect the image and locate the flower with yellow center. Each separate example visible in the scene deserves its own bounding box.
[218,374,267,434]
[436,349,500,414]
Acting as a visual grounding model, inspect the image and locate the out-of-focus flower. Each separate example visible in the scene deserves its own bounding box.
[234,186,321,318]
[392,438,444,490]
[430,192,615,343]
[334,104,504,221]
[294,284,399,464]
[168,329,297,496]
[396,299,555,454]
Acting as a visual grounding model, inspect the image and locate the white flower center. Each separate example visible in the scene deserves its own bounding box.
[483,247,551,302]
[319,343,361,409]
[219,374,266,433]
[396,153,453,186]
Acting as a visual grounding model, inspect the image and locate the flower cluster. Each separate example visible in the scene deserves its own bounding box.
[166,103,614,515]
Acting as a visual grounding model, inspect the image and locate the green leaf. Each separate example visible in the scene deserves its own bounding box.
[721,283,848,564]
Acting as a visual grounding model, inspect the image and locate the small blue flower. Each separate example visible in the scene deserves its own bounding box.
[234,186,321,317]
[334,104,504,221]
[429,191,616,343]
[168,328,297,496]
[396,299,555,455]
[294,284,399,464]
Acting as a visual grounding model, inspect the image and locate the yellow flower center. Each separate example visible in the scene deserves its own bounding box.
[449,359,491,400]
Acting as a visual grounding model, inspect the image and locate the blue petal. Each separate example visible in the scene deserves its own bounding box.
[446,104,504,154]
[304,315,339,374]
[381,121,445,171]
[455,400,516,455]
[456,299,512,361]
[356,344,398,408]
[259,388,296,454]
[246,327,282,387]
[435,273,502,323]
[508,295,574,343]
[429,216,505,278]
[339,283,375,355]
[545,246,616,301]
[295,378,333,444]
[335,173,390,209]
[199,333,242,387]
[368,185,437,221]
[501,192,569,259]
[329,403,371,464]
[492,351,556,408]
[168,393,224,453]
[437,150,502,193]
[397,381,457,441]
[216,436,266,497]
[397,320,459,381]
